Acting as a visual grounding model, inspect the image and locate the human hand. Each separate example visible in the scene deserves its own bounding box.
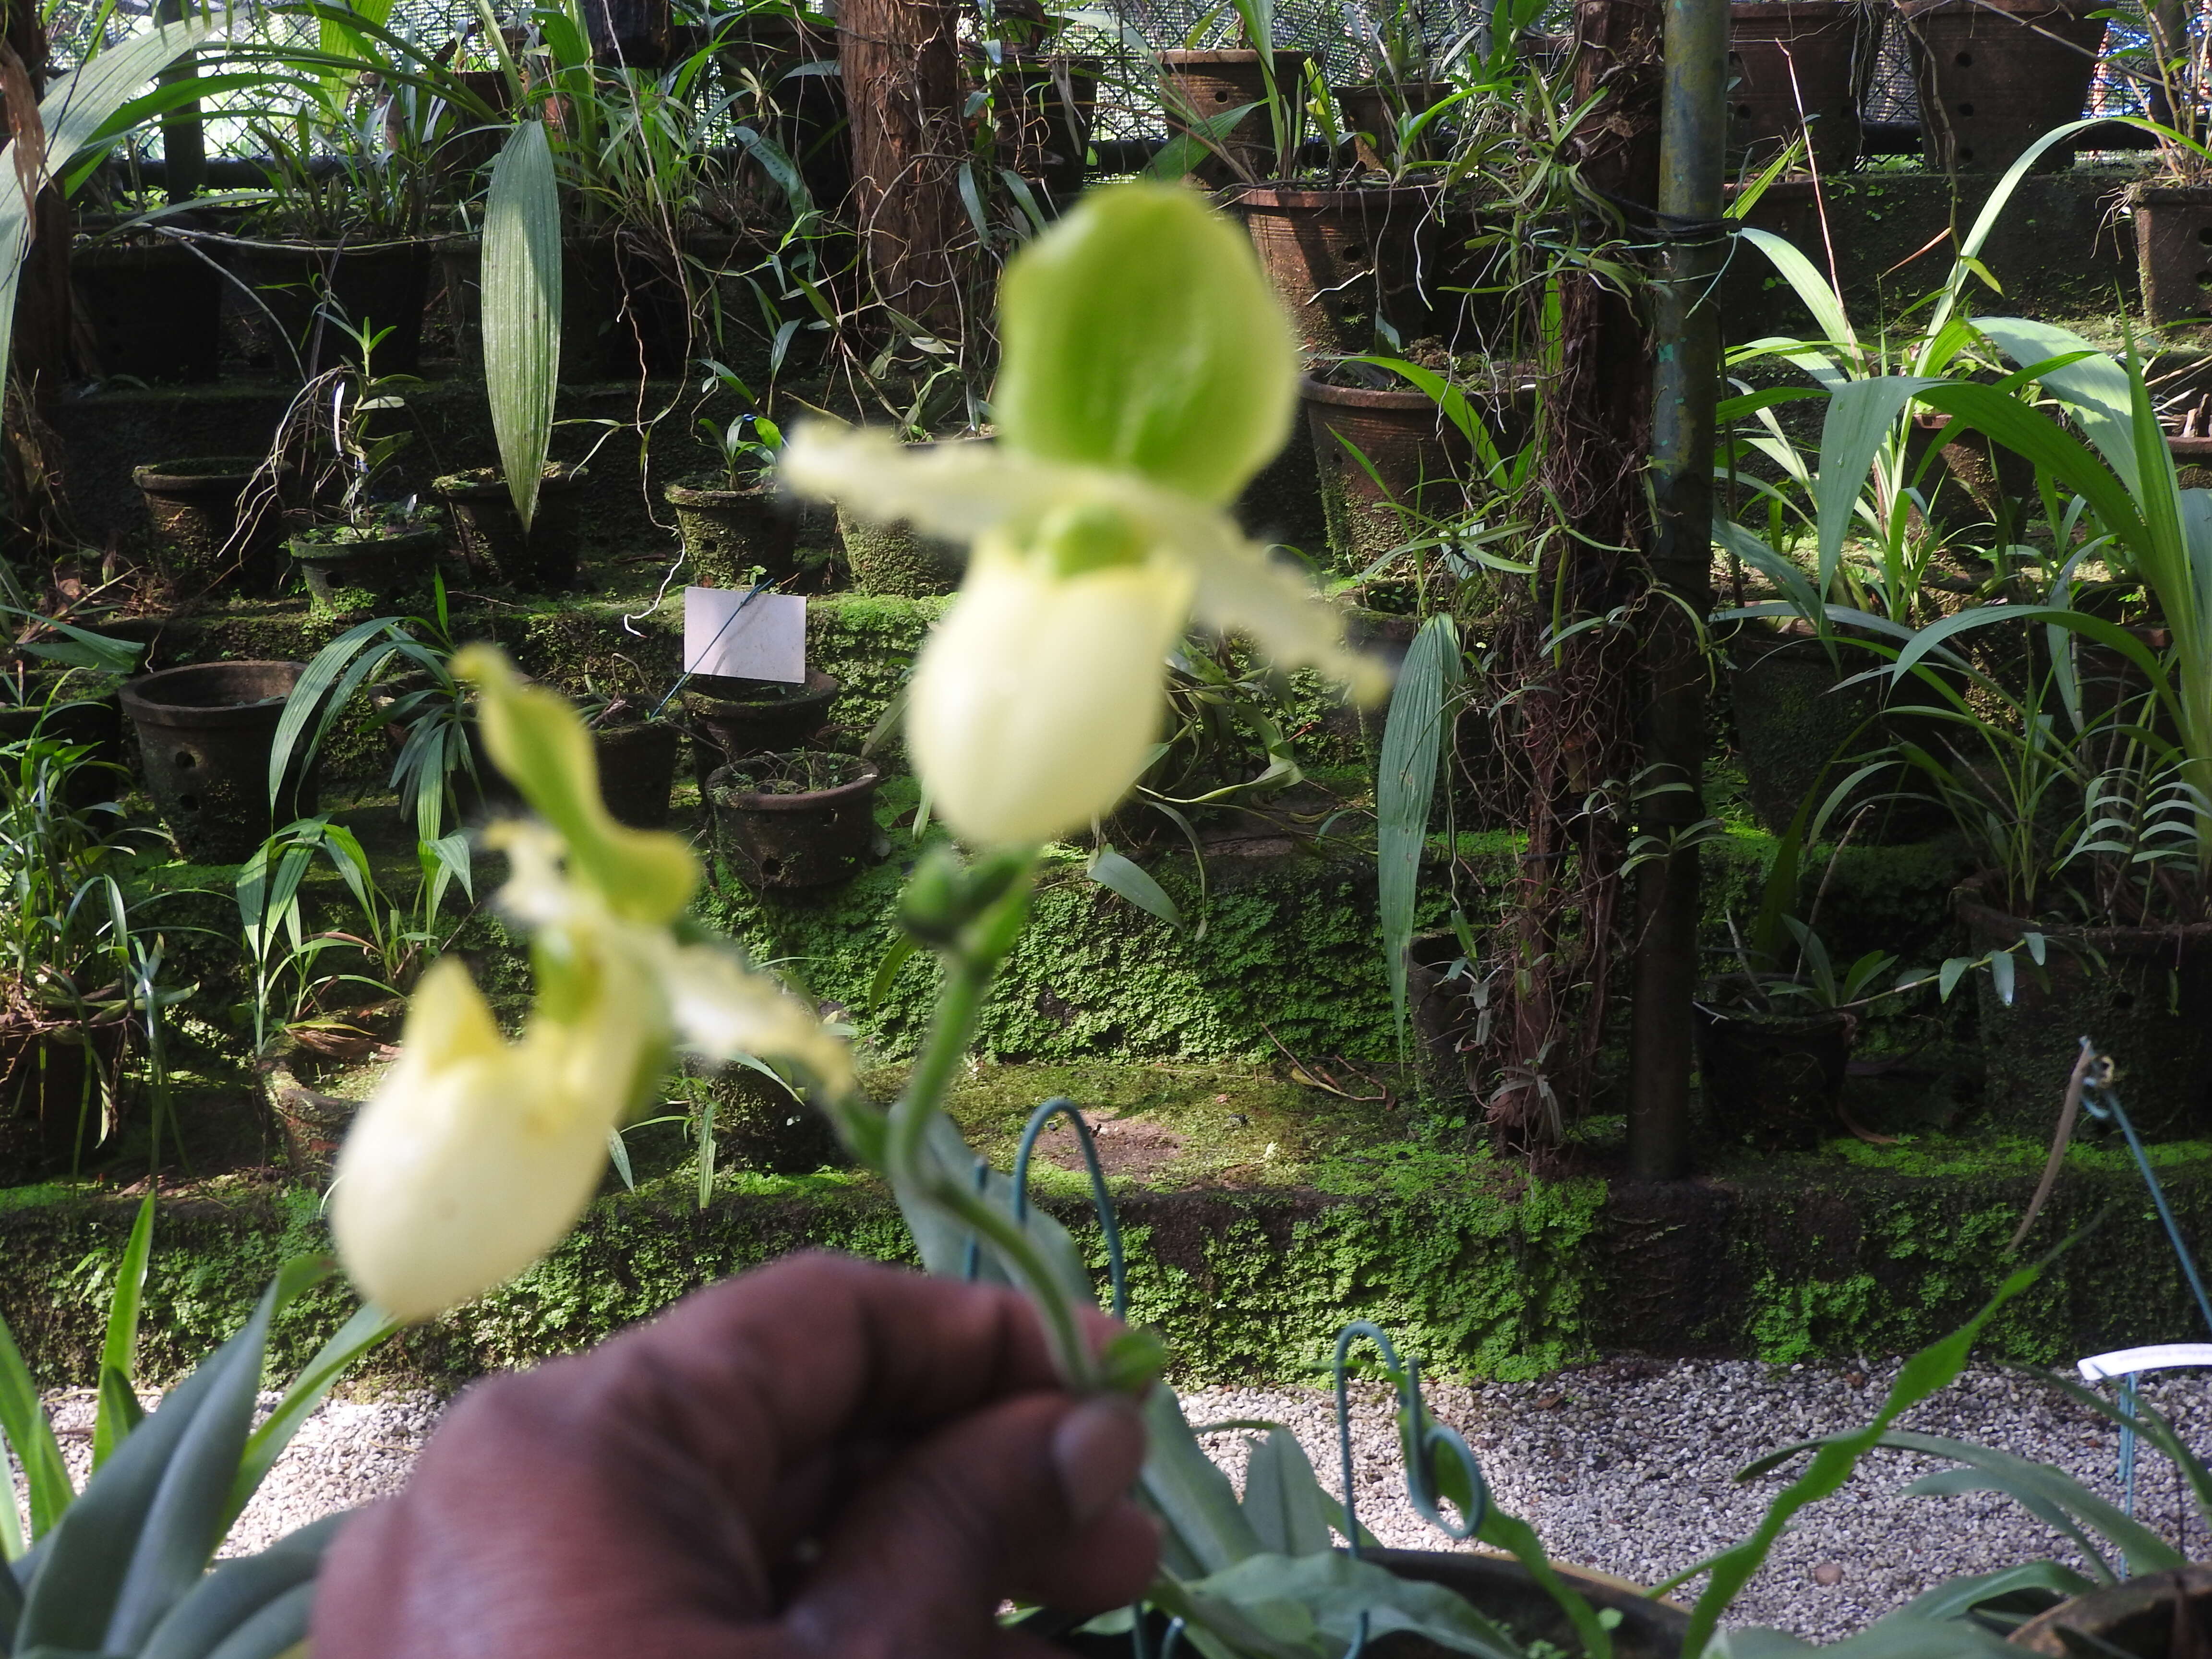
[311,1252,1158,1659]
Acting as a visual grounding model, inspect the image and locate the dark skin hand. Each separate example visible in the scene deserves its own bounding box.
[312,1252,1160,1659]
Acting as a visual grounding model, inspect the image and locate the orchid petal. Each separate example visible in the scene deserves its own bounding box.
[659,937,857,1094]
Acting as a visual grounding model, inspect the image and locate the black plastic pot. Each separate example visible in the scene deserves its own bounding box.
[2013,1564,2212,1659]
[73,241,222,382]
[592,719,683,830]
[433,466,586,591]
[707,753,882,889]
[1694,985,1857,1151]
[684,671,841,777]
[1039,1550,1688,1657]
[132,457,286,595]
[290,524,443,612]
[1958,873,2212,1141]
[120,660,316,863]
[665,479,799,587]
[218,237,434,373]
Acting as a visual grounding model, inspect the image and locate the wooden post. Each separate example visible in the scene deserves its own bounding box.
[839,0,970,336]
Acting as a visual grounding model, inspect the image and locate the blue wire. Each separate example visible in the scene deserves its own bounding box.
[653,582,769,721]
[1010,1097,1130,1320]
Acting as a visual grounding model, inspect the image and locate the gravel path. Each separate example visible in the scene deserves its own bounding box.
[14,1359,2206,1642]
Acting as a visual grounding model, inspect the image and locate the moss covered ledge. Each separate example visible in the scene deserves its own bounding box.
[6,1071,2212,1395]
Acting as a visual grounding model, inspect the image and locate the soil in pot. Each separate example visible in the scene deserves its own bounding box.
[73,241,222,383]
[707,750,883,889]
[119,660,317,864]
[590,712,684,830]
[1958,873,2212,1141]
[683,670,842,781]
[433,465,586,592]
[1903,0,2107,174]
[219,237,433,374]
[290,519,444,613]
[1695,984,1857,1151]
[133,457,287,597]
[0,1007,128,1184]
[1157,49,1313,185]
[1726,2,1871,174]
[665,478,800,588]
[1230,185,1443,355]
[2131,184,2212,327]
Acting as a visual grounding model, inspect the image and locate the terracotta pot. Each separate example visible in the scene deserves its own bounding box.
[1727,2,1872,173]
[1695,983,1857,1151]
[262,1053,357,1179]
[664,479,799,587]
[2133,182,2212,325]
[2012,1565,2212,1659]
[132,457,287,596]
[72,241,222,383]
[433,465,586,591]
[683,670,841,777]
[707,753,883,889]
[835,435,984,594]
[289,524,444,613]
[2175,431,2212,488]
[1299,372,1489,568]
[992,55,1102,205]
[1157,49,1313,185]
[120,660,317,863]
[1901,0,2107,174]
[1228,184,1443,354]
[0,1008,128,1184]
[592,718,683,830]
[1957,871,2212,1141]
[216,237,434,373]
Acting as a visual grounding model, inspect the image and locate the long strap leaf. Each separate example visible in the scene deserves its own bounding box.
[223,1302,397,1532]
[482,121,562,533]
[93,1193,158,1471]
[0,1306,73,1550]
[1378,615,1461,1041]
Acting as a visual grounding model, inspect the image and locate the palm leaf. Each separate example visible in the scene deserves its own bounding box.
[482,121,562,532]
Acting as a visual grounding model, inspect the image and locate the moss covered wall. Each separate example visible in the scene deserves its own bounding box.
[6,1133,2209,1392]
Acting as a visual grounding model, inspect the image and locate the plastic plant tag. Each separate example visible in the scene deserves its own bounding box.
[684,588,807,683]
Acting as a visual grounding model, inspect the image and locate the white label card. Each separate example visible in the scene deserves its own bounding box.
[684,588,807,683]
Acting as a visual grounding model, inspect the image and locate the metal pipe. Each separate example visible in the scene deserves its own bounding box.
[1626,0,1728,1180]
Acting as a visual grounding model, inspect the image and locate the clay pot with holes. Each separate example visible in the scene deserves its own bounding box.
[120,661,317,864]
[1726,2,1873,173]
[1157,49,1312,186]
[2130,184,2212,326]
[665,479,799,589]
[433,465,586,591]
[0,671,126,811]
[1227,185,1442,354]
[1957,872,2212,1142]
[682,670,842,784]
[707,752,882,890]
[592,714,684,830]
[1901,0,2107,174]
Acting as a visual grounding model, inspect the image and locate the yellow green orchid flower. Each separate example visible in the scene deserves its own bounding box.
[782,183,1387,849]
[331,647,852,1322]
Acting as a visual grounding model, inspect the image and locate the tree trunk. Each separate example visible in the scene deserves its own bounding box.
[1492,0,1663,1146]
[839,0,970,337]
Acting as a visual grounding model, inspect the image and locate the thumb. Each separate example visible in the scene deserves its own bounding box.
[781,1391,1155,1658]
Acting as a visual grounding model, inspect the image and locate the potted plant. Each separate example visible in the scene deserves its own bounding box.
[281,322,445,613]
[664,359,800,589]
[579,687,685,830]
[1900,0,2109,175]
[0,722,140,1182]
[130,456,290,600]
[1331,0,1466,171]
[1156,34,1314,188]
[681,667,842,779]
[705,747,882,888]
[433,461,588,592]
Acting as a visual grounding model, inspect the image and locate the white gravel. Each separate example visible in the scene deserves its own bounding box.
[12,1359,2205,1642]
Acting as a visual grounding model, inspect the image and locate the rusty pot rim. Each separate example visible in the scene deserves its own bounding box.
[433,463,584,500]
[2172,433,2212,459]
[685,666,842,711]
[1899,0,2106,21]
[132,457,268,492]
[707,755,882,812]
[1224,182,1443,211]
[1298,373,1442,412]
[1955,869,2212,950]
[663,477,775,507]
[1156,47,1313,67]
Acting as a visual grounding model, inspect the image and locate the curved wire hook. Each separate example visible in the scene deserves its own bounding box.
[1010,1096,1130,1320]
